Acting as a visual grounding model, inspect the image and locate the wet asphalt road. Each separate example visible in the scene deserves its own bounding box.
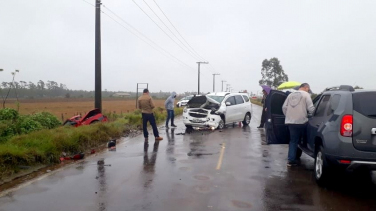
[1,105,376,211]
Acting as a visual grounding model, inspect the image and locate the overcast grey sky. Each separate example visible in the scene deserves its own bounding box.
[1,0,376,95]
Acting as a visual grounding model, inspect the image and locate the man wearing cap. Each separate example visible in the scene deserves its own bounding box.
[138,89,163,142]
[282,83,315,166]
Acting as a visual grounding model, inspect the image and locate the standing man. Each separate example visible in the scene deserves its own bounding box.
[138,89,163,142]
[165,92,177,128]
[282,83,315,166]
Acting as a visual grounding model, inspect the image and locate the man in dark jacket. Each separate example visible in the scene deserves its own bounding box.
[165,92,177,128]
[138,89,163,142]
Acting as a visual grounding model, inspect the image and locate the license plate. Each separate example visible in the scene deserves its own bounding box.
[192,118,203,123]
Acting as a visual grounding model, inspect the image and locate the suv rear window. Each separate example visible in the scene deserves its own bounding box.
[353,92,376,118]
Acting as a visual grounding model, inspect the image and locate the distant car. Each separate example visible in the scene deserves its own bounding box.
[183,92,252,129]
[176,95,196,107]
[63,108,108,127]
[265,85,376,185]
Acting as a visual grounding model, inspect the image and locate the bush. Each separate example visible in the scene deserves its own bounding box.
[0,121,16,137]
[30,112,61,129]
[16,116,43,134]
[0,108,19,121]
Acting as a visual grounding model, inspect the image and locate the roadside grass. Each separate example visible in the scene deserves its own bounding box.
[0,107,182,179]
[250,98,263,106]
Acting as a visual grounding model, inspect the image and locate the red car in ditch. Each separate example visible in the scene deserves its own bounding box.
[63,108,108,127]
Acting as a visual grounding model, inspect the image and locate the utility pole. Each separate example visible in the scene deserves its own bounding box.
[197,61,209,94]
[212,73,220,92]
[221,80,226,92]
[95,0,102,111]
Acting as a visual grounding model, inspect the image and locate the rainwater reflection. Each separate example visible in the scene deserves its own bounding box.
[96,159,108,211]
[166,128,175,159]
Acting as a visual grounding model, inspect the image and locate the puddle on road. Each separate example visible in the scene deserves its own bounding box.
[232,200,252,209]
[179,159,194,164]
[187,152,217,156]
[179,167,191,171]
[193,175,210,181]
[195,185,211,193]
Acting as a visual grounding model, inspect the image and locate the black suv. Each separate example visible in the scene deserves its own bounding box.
[265,85,376,184]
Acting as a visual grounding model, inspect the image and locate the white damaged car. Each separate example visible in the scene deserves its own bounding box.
[183,92,252,129]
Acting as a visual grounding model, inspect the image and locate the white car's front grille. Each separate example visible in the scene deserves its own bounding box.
[188,109,208,118]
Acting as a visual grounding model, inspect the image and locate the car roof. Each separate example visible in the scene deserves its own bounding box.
[322,89,376,95]
[207,92,248,96]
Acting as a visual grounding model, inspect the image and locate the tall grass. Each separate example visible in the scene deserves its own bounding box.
[0,107,182,178]
[250,98,263,106]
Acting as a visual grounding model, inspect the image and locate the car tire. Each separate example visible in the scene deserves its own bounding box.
[217,119,225,130]
[296,147,302,159]
[242,113,251,125]
[314,146,330,186]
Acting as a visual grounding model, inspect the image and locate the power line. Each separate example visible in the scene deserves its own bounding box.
[81,0,95,7]
[132,0,200,61]
[81,1,195,70]
[141,0,201,61]
[151,0,206,61]
[100,8,195,70]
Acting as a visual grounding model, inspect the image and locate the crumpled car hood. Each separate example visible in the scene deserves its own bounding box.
[186,96,220,110]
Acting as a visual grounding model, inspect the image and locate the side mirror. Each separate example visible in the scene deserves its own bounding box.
[226,102,231,106]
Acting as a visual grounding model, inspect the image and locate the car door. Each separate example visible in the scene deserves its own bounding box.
[224,96,237,123]
[307,95,331,152]
[234,95,245,121]
[265,90,289,144]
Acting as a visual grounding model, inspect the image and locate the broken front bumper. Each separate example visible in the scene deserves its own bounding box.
[183,113,222,129]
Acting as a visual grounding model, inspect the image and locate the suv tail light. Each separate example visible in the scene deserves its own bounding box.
[340,114,353,137]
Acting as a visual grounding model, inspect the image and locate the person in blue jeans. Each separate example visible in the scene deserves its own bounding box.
[138,89,163,142]
[282,83,315,167]
[164,92,177,128]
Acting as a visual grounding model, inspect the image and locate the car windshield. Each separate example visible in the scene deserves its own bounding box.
[207,95,225,103]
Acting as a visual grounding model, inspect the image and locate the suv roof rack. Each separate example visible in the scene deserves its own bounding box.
[323,85,355,92]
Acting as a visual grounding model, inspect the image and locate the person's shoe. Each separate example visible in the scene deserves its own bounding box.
[287,160,299,167]
[155,137,163,141]
[171,124,177,127]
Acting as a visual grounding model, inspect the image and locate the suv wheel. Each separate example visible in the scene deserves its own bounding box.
[217,119,225,130]
[242,113,251,125]
[314,146,330,185]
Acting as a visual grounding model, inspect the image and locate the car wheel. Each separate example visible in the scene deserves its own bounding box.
[217,119,225,130]
[242,113,251,125]
[314,146,330,186]
[296,147,302,159]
